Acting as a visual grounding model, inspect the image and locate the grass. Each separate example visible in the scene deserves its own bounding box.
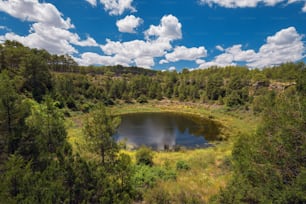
[66,100,259,202]
[120,142,233,203]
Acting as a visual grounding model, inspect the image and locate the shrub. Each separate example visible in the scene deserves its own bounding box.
[136,146,153,166]
[176,160,190,171]
[136,95,148,104]
[132,165,176,189]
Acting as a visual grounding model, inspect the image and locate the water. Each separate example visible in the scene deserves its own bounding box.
[114,112,221,150]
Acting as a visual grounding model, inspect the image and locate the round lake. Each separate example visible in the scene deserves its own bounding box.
[114,112,221,150]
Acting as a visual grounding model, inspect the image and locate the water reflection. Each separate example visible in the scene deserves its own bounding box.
[114,112,221,150]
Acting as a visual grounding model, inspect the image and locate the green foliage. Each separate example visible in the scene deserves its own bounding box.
[218,92,306,203]
[136,146,154,166]
[23,54,52,102]
[21,97,67,169]
[206,75,225,100]
[136,94,148,103]
[0,71,25,158]
[83,103,121,165]
[0,154,34,203]
[297,66,306,96]
[176,160,190,171]
[1,41,306,203]
[133,165,176,189]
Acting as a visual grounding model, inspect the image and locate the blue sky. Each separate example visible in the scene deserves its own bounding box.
[0,0,305,71]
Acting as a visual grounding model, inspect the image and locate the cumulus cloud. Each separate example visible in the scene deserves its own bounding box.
[85,0,136,15]
[74,52,131,66]
[0,0,99,55]
[101,38,171,58]
[197,53,235,69]
[198,27,305,69]
[116,15,143,33]
[86,0,97,7]
[248,26,305,67]
[99,0,136,15]
[168,66,176,71]
[0,0,73,29]
[160,46,207,64]
[76,14,184,67]
[145,14,182,41]
[84,38,171,67]
[199,0,306,11]
[2,22,99,54]
[134,56,154,68]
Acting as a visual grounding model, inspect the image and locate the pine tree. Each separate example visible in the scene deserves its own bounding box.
[83,103,121,165]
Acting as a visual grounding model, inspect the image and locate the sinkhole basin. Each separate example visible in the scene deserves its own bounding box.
[114,112,222,150]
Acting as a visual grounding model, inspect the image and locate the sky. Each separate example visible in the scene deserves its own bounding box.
[0,0,305,71]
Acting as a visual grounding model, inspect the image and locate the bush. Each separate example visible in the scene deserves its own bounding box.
[176,160,190,171]
[136,95,148,104]
[136,146,153,166]
[132,165,176,189]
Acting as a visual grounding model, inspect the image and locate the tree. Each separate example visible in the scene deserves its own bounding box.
[20,97,67,170]
[0,71,26,161]
[0,154,34,203]
[218,92,306,203]
[83,103,121,165]
[297,66,306,96]
[206,75,225,100]
[23,54,52,102]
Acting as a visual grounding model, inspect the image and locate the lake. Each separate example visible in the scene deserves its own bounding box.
[114,112,221,150]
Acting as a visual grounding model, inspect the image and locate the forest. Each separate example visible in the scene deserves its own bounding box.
[0,40,305,203]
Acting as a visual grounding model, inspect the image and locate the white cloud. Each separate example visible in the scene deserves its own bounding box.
[198,27,305,69]
[116,15,143,33]
[199,0,285,8]
[161,46,207,64]
[4,32,77,54]
[168,66,176,71]
[226,45,257,62]
[216,45,224,51]
[86,0,97,7]
[0,1,99,55]
[199,0,306,11]
[100,0,136,15]
[198,52,236,69]
[71,36,99,47]
[145,14,182,41]
[78,15,183,68]
[196,59,205,64]
[101,38,171,58]
[303,2,306,11]
[76,15,184,67]
[248,26,304,67]
[134,57,154,68]
[2,23,98,54]
[74,37,171,67]
[74,52,131,66]
[0,0,73,29]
